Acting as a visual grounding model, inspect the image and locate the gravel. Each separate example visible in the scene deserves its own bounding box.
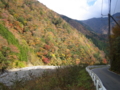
[0,66,59,86]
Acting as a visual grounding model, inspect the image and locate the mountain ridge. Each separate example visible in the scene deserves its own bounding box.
[80,13,120,34]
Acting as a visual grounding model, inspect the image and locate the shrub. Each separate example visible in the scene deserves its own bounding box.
[17,17,26,25]
[44,44,50,50]
[0,1,5,8]
[42,57,50,64]
[15,61,25,68]
[2,65,95,90]
[52,17,62,26]
[0,46,12,69]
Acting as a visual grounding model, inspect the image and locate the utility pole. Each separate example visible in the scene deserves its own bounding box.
[108,0,111,65]
[108,0,111,37]
[108,0,120,69]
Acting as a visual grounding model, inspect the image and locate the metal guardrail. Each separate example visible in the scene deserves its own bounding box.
[86,66,107,90]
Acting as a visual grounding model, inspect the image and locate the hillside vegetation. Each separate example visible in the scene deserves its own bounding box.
[61,15,108,54]
[110,20,120,73]
[0,65,95,90]
[0,0,106,69]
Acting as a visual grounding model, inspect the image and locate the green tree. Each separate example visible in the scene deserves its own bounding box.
[110,21,120,73]
[0,46,11,70]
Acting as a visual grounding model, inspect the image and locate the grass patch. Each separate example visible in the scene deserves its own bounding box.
[2,65,95,90]
[0,24,28,62]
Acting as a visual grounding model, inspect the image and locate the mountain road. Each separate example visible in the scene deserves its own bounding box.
[92,66,120,90]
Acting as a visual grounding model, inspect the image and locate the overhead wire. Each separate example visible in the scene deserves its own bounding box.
[101,0,103,16]
[101,0,108,17]
[101,0,108,21]
[110,0,120,26]
[113,0,118,16]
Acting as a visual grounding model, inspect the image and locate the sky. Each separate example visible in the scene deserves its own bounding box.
[38,0,120,20]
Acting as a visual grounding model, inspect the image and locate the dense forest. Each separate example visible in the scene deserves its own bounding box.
[110,20,120,73]
[0,0,106,70]
[61,15,108,54]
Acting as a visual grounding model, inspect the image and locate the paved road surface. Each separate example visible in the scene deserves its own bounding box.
[92,66,120,90]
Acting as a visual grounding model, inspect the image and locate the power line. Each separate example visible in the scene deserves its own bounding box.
[101,0,103,16]
[110,14,120,28]
[101,0,108,17]
[113,0,118,15]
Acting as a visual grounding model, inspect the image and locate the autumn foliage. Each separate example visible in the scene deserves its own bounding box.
[42,57,50,64]
[0,0,105,69]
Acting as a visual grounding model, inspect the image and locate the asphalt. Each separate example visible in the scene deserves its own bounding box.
[92,66,120,90]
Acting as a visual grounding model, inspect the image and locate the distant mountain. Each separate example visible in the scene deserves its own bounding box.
[61,15,92,35]
[61,15,108,54]
[79,13,120,34]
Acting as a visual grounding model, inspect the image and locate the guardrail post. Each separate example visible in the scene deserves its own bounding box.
[86,66,107,90]
[93,76,96,85]
[96,80,99,90]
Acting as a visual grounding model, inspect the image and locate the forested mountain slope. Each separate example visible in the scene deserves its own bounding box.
[0,0,106,69]
[61,15,108,53]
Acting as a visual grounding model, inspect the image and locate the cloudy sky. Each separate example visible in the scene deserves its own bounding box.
[38,0,120,20]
